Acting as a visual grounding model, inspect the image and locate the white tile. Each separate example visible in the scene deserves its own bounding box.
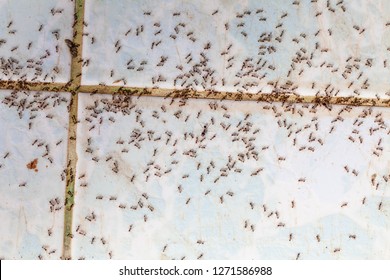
[0,90,70,259]
[0,0,74,83]
[82,0,390,98]
[73,93,390,259]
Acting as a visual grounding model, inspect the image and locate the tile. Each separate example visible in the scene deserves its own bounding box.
[0,90,70,259]
[82,0,390,99]
[73,92,390,259]
[0,0,74,83]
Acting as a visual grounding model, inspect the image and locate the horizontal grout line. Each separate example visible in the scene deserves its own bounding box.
[0,80,389,107]
[80,85,390,108]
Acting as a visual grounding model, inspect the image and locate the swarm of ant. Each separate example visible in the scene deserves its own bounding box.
[0,0,389,260]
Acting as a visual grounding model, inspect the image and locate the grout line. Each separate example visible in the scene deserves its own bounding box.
[0,79,389,108]
[79,85,390,108]
[62,91,78,260]
[62,0,85,260]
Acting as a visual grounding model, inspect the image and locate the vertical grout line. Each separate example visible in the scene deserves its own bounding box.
[62,0,85,260]
[70,0,85,89]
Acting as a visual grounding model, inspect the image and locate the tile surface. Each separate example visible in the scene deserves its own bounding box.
[0,0,74,83]
[82,0,390,98]
[73,92,390,259]
[0,90,70,259]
